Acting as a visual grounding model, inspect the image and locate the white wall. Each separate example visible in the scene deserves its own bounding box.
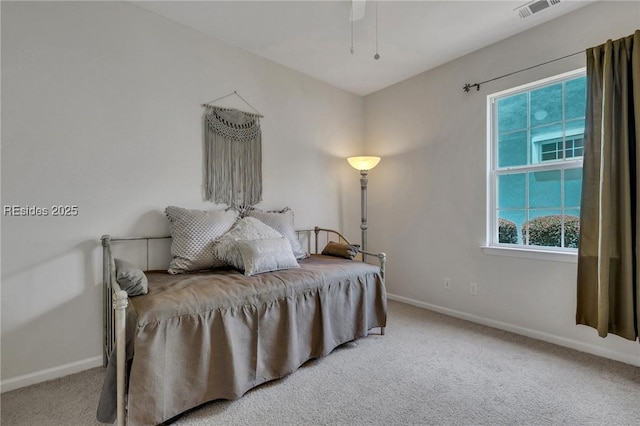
[364,1,640,366]
[1,1,364,386]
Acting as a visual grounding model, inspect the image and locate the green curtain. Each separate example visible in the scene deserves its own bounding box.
[576,30,639,341]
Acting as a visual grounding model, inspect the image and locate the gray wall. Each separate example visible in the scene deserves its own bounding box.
[1,1,364,387]
[364,1,640,365]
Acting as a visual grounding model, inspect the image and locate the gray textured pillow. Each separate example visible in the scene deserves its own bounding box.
[212,217,285,270]
[114,258,148,296]
[321,241,360,260]
[235,238,300,276]
[165,206,239,274]
[245,208,308,260]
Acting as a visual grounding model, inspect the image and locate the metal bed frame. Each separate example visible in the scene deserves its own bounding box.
[101,226,386,426]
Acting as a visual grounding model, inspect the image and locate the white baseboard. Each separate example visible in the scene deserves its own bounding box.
[1,355,103,393]
[387,293,640,367]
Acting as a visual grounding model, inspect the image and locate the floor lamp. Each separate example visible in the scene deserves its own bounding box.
[347,156,381,260]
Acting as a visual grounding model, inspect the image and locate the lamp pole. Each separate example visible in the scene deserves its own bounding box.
[360,169,368,261]
[347,156,380,263]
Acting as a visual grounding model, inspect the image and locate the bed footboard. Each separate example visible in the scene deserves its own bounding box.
[101,227,386,425]
[312,226,386,277]
[311,227,386,335]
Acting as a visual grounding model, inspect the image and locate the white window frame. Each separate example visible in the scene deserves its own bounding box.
[483,68,585,262]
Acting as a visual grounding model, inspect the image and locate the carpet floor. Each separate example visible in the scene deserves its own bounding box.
[2,300,639,425]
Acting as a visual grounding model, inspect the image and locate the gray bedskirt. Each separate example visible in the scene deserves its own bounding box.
[97,255,387,425]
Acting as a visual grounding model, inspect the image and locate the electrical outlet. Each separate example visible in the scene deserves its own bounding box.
[470,282,478,296]
[444,277,452,290]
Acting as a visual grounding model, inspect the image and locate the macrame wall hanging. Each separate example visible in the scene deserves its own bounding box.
[202,92,263,208]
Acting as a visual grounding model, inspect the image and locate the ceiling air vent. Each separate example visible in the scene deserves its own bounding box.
[515,0,563,19]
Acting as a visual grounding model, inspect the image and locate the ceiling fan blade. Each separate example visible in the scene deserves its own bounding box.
[350,0,367,22]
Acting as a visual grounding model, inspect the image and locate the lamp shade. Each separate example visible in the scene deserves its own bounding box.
[347,156,381,171]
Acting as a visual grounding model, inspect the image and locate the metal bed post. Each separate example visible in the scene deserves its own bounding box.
[101,235,112,366]
[101,235,129,426]
[113,289,128,426]
[314,226,320,253]
[376,252,386,335]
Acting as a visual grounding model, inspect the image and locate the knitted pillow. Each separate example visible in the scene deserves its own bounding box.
[165,206,239,274]
[244,208,308,260]
[212,217,286,270]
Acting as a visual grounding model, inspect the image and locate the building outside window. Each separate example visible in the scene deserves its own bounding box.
[488,69,586,251]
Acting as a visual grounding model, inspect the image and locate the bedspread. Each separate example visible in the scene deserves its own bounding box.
[97,254,386,425]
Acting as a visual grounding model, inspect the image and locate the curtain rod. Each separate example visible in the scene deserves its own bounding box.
[463,50,583,93]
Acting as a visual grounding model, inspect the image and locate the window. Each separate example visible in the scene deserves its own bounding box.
[488,69,586,251]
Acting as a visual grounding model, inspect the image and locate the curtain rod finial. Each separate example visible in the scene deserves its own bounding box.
[463,83,480,93]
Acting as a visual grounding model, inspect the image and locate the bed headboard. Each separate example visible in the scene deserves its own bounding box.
[101,227,355,272]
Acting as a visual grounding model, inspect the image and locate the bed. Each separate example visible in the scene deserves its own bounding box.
[97,214,387,426]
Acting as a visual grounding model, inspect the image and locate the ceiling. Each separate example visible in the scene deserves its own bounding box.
[133,0,596,96]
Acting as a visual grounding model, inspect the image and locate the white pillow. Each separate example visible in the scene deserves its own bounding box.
[212,217,286,270]
[235,238,300,276]
[244,208,308,260]
[165,206,239,274]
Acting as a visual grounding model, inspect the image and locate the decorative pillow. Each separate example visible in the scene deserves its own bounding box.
[114,258,148,296]
[165,206,239,274]
[212,217,285,270]
[244,208,308,260]
[321,241,360,260]
[235,238,300,276]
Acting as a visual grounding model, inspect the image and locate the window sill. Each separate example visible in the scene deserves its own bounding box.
[481,245,578,263]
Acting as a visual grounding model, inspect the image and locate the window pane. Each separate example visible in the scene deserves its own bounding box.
[530,83,562,126]
[497,211,525,244]
[564,210,581,248]
[498,93,527,133]
[565,119,585,134]
[523,210,562,247]
[565,76,586,120]
[565,119,585,159]
[540,141,561,161]
[498,173,525,209]
[529,170,561,208]
[564,168,582,208]
[498,131,527,167]
[531,123,563,164]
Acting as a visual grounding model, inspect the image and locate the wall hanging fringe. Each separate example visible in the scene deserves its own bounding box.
[463,51,583,93]
[202,98,263,207]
